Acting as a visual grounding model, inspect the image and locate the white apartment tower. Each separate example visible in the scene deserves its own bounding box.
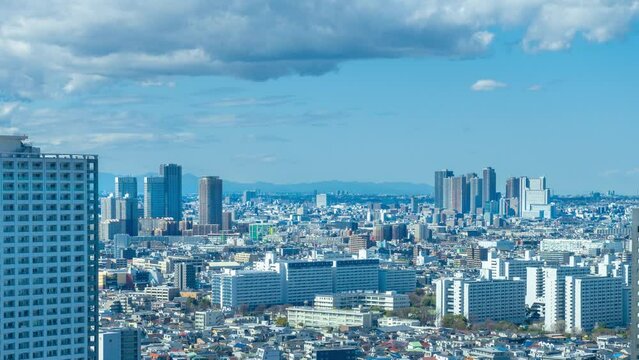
[0,135,99,359]
[564,275,622,334]
[543,266,591,332]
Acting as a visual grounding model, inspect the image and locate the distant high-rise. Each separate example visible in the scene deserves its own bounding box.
[469,176,483,214]
[144,176,165,218]
[160,163,182,221]
[242,190,257,203]
[175,263,197,290]
[505,177,520,199]
[519,176,554,219]
[316,193,328,208]
[0,135,99,359]
[482,167,497,209]
[101,194,138,237]
[222,211,233,231]
[434,169,454,208]
[199,176,223,226]
[115,176,137,199]
[446,175,469,213]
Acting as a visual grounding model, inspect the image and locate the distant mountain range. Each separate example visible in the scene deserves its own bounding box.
[99,172,432,195]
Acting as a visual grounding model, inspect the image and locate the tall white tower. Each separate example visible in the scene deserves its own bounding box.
[0,135,99,359]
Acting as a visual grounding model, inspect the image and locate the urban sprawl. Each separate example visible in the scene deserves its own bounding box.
[2,134,639,360]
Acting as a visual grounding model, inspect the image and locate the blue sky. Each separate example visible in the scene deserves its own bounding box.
[1,1,639,194]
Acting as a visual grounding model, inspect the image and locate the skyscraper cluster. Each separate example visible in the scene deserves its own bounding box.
[434,167,555,219]
[143,164,182,221]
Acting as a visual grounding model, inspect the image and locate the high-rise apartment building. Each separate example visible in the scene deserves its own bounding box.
[143,176,164,218]
[159,163,182,221]
[174,262,196,290]
[482,167,496,209]
[543,266,591,332]
[469,175,482,214]
[0,135,99,359]
[199,176,223,226]
[564,275,622,334]
[435,277,526,324]
[434,169,454,209]
[316,193,328,208]
[114,176,137,199]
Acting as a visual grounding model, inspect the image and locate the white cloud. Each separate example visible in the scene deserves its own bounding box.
[0,102,20,118]
[0,1,636,97]
[471,79,507,91]
[528,84,543,91]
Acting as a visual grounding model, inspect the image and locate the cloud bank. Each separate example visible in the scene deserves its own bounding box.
[0,0,637,97]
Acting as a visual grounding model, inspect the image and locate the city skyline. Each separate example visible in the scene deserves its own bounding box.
[0,2,637,194]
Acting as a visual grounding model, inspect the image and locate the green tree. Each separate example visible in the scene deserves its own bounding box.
[275,317,288,327]
[442,314,468,330]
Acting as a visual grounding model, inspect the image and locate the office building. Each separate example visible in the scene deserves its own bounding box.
[211,269,282,308]
[314,291,410,312]
[435,278,526,324]
[99,328,141,360]
[144,286,180,302]
[333,259,379,293]
[434,169,454,209]
[564,275,622,334]
[372,224,392,241]
[445,175,469,213]
[143,176,165,218]
[175,262,196,290]
[101,194,138,236]
[287,307,372,329]
[378,268,416,293]
[519,176,555,219]
[278,261,334,304]
[159,163,182,221]
[199,176,223,226]
[391,223,407,240]
[482,167,497,209]
[413,223,431,242]
[0,135,99,359]
[115,176,138,199]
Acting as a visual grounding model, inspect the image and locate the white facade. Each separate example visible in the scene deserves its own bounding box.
[211,269,282,308]
[519,176,554,219]
[435,277,526,324]
[314,291,409,311]
[0,135,99,359]
[287,306,372,329]
[543,266,591,332]
[195,310,224,330]
[144,286,180,302]
[564,276,622,334]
